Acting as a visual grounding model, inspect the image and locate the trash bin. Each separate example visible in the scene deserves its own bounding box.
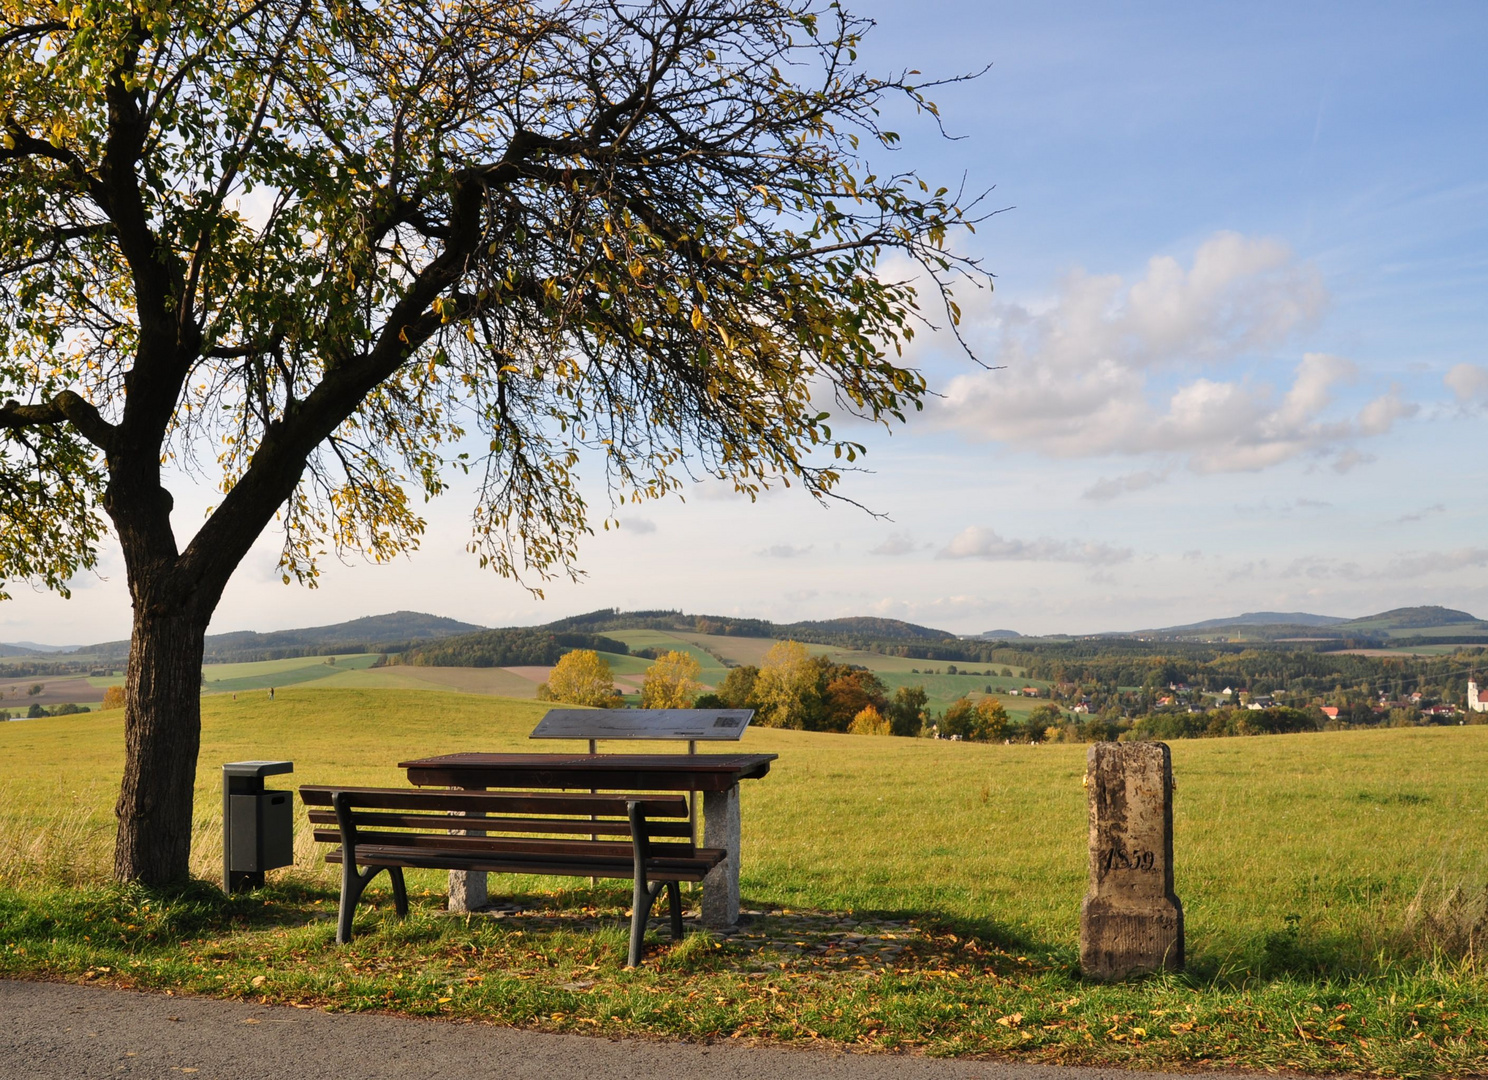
[222,760,294,893]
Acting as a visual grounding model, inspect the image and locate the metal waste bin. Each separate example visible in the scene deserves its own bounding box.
[222,760,294,893]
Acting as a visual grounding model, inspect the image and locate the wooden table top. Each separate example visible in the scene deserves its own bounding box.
[399,752,778,792]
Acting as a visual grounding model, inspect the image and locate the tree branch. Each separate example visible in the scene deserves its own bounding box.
[0,391,116,452]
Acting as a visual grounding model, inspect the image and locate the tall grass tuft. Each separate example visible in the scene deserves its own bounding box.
[0,785,112,889]
[1404,861,1488,966]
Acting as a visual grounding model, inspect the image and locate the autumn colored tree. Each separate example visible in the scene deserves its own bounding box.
[0,0,985,882]
[752,640,818,729]
[540,649,622,708]
[941,694,1009,741]
[821,667,887,731]
[640,649,702,708]
[974,695,1009,741]
[846,703,889,735]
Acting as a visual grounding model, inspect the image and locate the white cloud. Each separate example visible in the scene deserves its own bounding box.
[937,526,1132,565]
[1082,470,1169,501]
[1382,549,1488,579]
[1330,449,1376,474]
[1275,548,1488,581]
[758,543,813,559]
[1394,504,1446,524]
[931,233,1415,472]
[621,517,657,535]
[869,532,921,556]
[1445,363,1488,404]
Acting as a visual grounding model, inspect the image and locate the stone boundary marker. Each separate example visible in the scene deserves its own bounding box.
[1079,741,1184,980]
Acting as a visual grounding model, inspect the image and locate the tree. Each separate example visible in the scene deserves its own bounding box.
[885,684,927,737]
[716,666,760,710]
[821,667,887,731]
[640,650,701,708]
[1023,702,1063,742]
[753,640,819,729]
[941,694,1008,741]
[973,695,1009,741]
[847,704,889,735]
[0,0,985,881]
[939,696,976,740]
[540,649,621,708]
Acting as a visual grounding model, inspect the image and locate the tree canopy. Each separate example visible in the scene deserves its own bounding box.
[1,0,985,598]
[639,648,702,708]
[539,648,621,707]
[0,0,986,881]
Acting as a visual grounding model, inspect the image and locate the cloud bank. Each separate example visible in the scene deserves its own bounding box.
[933,232,1415,473]
[938,526,1132,566]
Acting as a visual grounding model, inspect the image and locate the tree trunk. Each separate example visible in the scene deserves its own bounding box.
[112,601,209,884]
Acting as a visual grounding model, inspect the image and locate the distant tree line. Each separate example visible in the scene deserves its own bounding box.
[393,629,631,668]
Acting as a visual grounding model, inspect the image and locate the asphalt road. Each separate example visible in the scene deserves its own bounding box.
[1,980,1269,1080]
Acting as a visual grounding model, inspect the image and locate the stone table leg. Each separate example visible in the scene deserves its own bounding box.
[448,790,487,912]
[701,784,741,929]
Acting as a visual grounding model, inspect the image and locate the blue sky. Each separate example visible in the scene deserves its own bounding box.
[4,1,1486,644]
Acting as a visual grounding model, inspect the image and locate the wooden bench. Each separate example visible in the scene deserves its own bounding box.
[299,785,726,966]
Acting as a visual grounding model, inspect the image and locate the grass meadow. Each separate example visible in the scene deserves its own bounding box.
[1,688,1486,1075]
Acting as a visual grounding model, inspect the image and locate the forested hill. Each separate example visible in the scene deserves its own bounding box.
[538,608,955,645]
[75,611,487,663]
[392,628,632,668]
[1138,605,1488,642]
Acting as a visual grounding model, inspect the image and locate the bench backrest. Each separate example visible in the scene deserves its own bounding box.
[299,786,694,860]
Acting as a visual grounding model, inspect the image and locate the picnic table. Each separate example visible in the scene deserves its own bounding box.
[399,750,776,927]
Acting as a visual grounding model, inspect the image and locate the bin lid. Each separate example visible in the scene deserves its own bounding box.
[222,760,294,778]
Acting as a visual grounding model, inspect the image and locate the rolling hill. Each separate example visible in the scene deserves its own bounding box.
[43,611,488,664]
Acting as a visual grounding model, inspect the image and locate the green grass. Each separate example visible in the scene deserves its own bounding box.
[201,652,383,693]
[670,631,1028,679]
[1,690,1486,1075]
[602,631,731,683]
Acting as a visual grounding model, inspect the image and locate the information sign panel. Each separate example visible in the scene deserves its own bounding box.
[530,708,754,741]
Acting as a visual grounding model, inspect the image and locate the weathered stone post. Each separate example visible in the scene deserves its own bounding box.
[701,784,741,929]
[448,794,487,913]
[1079,741,1183,980]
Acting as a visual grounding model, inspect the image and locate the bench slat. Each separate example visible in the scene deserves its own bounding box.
[322,846,725,882]
[304,809,692,838]
[312,829,697,860]
[300,785,688,817]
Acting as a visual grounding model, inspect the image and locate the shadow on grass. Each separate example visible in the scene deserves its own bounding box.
[3,876,1472,994]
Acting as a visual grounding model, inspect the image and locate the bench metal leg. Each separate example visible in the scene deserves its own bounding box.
[389,867,409,918]
[628,878,667,968]
[667,881,684,940]
[338,862,387,944]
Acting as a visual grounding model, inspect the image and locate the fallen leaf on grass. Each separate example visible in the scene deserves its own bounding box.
[996,1013,1023,1028]
[250,975,266,988]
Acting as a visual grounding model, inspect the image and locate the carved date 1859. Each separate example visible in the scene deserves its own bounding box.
[1099,846,1156,874]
